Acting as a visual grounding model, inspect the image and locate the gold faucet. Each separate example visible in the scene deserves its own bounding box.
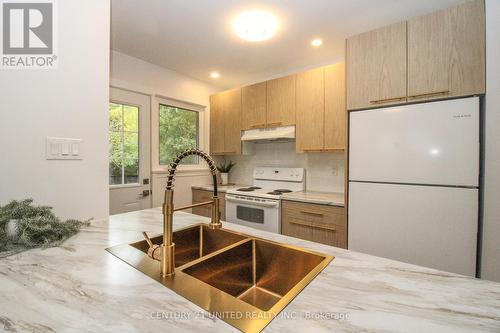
[143,149,221,277]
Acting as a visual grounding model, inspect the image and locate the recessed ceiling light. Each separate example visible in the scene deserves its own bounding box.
[233,10,278,42]
[311,38,323,47]
[210,72,220,79]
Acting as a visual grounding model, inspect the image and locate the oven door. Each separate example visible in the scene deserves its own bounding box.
[225,194,280,233]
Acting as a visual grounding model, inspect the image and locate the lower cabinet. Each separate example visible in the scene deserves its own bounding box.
[191,189,226,221]
[281,200,346,248]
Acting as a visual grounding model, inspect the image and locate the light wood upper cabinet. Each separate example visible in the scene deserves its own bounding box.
[295,67,325,153]
[266,75,296,127]
[324,62,346,150]
[346,0,485,110]
[407,0,485,101]
[209,89,241,155]
[241,82,267,130]
[346,21,407,110]
[222,88,242,155]
[209,93,225,155]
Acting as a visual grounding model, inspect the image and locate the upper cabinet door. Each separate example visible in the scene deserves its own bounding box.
[223,88,242,155]
[241,82,267,130]
[324,62,346,150]
[407,0,485,101]
[296,67,325,152]
[209,93,225,155]
[347,22,407,110]
[266,75,296,127]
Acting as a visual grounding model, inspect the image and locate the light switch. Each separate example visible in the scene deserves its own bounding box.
[61,143,70,155]
[71,143,79,156]
[50,143,59,156]
[46,137,83,160]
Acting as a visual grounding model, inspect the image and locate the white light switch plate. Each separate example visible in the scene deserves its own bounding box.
[46,137,83,160]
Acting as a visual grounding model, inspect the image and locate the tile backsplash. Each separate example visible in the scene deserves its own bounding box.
[216,141,345,193]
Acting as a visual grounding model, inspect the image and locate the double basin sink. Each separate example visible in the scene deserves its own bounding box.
[106,224,333,333]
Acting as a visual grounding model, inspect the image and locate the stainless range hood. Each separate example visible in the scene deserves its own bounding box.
[241,125,295,142]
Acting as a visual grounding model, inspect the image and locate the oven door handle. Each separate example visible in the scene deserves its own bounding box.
[226,196,279,208]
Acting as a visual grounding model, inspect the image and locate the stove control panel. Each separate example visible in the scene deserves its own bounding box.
[253,167,305,182]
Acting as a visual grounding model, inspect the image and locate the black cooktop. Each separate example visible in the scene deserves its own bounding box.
[267,189,293,195]
[236,186,262,192]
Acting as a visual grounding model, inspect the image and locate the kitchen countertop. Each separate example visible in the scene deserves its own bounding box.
[1,208,499,332]
[281,191,345,207]
[191,184,248,193]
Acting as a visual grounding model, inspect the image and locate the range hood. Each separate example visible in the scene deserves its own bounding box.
[241,125,295,142]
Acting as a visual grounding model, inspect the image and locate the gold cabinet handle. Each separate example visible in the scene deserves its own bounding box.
[303,148,345,153]
[369,96,407,104]
[250,124,267,129]
[266,122,282,127]
[407,90,449,100]
[300,211,324,217]
[289,220,336,232]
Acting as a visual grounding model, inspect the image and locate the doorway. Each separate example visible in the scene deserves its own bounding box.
[109,87,152,214]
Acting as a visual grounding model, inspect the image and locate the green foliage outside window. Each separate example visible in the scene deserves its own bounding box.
[109,103,139,185]
[159,105,199,165]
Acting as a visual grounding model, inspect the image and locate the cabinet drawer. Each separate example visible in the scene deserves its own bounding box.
[282,200,346,248]
[191,189,225,220]
[192,189,213,203]
[282,200,346,228]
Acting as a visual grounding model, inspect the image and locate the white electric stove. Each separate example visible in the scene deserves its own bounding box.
[225,167,305,233]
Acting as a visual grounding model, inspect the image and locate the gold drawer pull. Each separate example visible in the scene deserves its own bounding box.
[266,122,282,127]
[369,96,406,104]
[408,90,449,99]
[289,220,336,232]
[250,124,267,129]
[300,211,324,217]
[303,148,345,153]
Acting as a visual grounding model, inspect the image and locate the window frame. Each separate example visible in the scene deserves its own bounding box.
[151,95,208,173]
[109,100,142,189]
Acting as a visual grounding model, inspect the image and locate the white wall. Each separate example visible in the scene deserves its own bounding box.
[110,51,220,208]
[110,51,219,108]
[481,0,500,282]
[218,142,345,193]
[0,0,110,221]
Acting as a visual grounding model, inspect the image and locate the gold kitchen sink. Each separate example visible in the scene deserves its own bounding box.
[106,224,333,333]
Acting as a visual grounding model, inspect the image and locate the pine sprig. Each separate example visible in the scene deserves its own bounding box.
[0,199,90,254]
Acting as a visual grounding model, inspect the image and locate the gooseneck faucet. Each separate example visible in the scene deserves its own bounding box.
[143,149,221,277]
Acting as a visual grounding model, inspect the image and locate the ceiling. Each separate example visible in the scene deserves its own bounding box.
[111,0,463,89]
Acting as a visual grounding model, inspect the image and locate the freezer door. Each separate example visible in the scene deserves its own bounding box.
[349,97,479,187]
[348,182,478,276]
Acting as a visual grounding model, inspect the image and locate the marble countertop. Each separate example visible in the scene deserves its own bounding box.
[1,208,499,332]
[281,191,345,207]
[192,184,248,193]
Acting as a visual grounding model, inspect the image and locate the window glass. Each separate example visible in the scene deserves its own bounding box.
[159,104,199,165]
[109,103,139,185]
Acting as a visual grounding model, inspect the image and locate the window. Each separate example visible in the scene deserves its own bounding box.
[159,104,199,165]
[109,102,139,185]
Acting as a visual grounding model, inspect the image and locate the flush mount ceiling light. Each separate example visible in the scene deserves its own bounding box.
[210,71,220,79]
[311,38,323,47]
[233,10,278,42]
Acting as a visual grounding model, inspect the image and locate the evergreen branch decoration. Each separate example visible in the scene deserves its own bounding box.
[0,199,90,256]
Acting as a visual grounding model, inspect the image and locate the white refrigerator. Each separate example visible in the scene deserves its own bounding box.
[348,97,480,276]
